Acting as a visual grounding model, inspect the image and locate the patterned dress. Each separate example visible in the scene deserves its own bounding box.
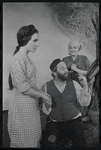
[8,51,41,148]
[62,55,90,72]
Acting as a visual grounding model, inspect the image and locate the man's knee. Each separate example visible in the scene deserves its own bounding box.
[40,132,58,148]
[40,122,59,148]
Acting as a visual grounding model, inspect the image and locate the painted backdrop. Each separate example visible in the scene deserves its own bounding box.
[3,3,96,110]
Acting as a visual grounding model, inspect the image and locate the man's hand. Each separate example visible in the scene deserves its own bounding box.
[78,74,88,92]
[78,74,86,81]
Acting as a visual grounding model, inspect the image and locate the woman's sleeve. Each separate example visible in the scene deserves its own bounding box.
[10,58,30,93]
[84,56,91,71]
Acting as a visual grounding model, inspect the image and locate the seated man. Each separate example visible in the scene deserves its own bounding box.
[40,59,91,148]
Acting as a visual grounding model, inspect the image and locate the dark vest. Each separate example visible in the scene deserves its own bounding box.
[47,79,80,121]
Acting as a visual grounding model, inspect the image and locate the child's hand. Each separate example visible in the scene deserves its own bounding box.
[71,64,77,71]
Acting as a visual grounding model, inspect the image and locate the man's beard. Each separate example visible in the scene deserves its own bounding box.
[57,72,68,81]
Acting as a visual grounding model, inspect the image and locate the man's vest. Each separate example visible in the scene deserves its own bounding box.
[47,79,80,121]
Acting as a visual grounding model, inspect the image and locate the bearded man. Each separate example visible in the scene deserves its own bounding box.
[40,59,91,148]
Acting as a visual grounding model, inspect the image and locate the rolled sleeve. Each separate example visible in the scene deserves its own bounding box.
[42,103,52,115]
[79,89,91,106]
[73,80,91,106]
[10,58,30,93]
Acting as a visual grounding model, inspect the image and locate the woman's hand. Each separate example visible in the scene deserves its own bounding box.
[71,64,77,71]
[41,93,52,105]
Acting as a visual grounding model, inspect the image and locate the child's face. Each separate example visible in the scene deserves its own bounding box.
[68,43,79,56]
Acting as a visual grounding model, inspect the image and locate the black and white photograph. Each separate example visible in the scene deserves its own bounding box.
[3,2,99,148]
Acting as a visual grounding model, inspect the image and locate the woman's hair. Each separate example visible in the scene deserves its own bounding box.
[68,40,82,51]
[8,24,38,90]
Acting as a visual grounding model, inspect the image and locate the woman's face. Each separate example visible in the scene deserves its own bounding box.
[27,33,39,53]
[68,42,79,56]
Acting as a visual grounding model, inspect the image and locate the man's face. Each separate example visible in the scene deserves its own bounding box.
[56,62,68,81]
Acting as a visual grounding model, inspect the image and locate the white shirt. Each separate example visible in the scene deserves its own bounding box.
[41,80,91,120]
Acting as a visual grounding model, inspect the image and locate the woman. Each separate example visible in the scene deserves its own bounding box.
[8,24,52,148]
[62,40,91,85]
[62,40,91,117]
